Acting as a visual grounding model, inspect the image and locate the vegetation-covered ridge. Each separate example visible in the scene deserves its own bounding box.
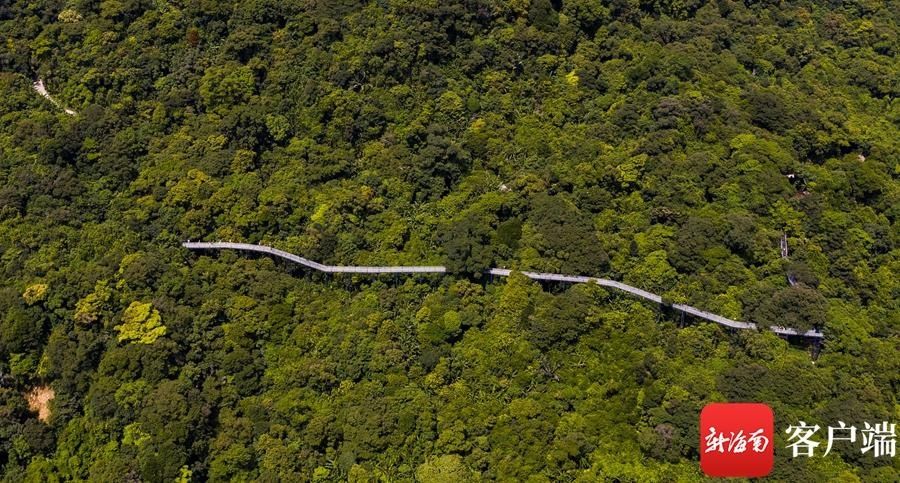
[0,0,897,481]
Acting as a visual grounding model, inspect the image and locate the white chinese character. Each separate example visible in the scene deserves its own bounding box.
[704,427,729,453]
[728,430,748,453]
[824,421,857,456]
[785,422,821,457]
[748,428,770,453]
[860,422,896,457]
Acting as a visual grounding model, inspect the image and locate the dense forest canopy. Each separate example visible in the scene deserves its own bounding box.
[0,0,898,481]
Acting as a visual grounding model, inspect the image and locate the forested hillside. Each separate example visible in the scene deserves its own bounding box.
[0,0,898,481]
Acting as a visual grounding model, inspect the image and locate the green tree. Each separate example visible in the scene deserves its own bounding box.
[415,454,475,482]
[199,63,256,110]
[114,302,166,345]
[439,212,497,277]
[526,193,609,275]
[751,286,828,332]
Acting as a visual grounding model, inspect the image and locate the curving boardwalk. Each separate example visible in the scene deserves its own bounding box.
[183,241,824,339]
[33,79,77,116]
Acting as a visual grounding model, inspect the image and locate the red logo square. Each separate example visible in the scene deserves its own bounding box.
[700,403,774,478]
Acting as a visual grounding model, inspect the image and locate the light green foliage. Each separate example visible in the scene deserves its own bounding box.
[199,63,255,109]
[8,353,36,376]
[625,250,678,292]
[22,284,48,305]
[415,455,475,482]
[74,281,111,324]
[264,115,290,142]
[114,302,166,344]
[57,9,82,23]
[121,423,150,447]
[175,466,193,483]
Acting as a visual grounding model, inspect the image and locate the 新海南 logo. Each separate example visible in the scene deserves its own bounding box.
[700,403,774,478]
[700,403,897,477]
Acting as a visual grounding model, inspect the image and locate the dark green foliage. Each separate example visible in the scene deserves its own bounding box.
[495,218,522,251]
[670,216,721,273]
[786,261,819,288]
[529,0,559,31]
[0,0,897,480]
[724,214,758,260]
[752,286,828,332]
[527,193,610,275]
[528,285,593,349]
[745,88,792,133]
[440,212,497,276]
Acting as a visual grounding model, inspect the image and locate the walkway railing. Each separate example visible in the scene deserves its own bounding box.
[183,242,824,339]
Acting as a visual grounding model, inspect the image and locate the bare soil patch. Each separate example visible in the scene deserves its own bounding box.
[25,385,55,423]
